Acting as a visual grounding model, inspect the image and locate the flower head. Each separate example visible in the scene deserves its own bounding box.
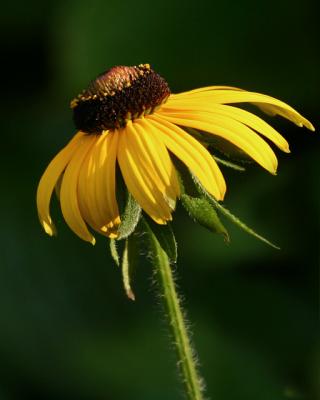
[37,64,314,244]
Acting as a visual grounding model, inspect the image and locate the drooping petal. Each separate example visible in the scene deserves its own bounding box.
[157,111,279,174]
[36,132,85,236]
[255,102,314,131]
[117,122,172,224]
[167,89,314,131]
[96,131,120,235]
[160,102,290,152]
[133,119,180,207]
[77,132,120,238]
[147,114,226,200]
[60,134,96,244]
[77,135,106,233]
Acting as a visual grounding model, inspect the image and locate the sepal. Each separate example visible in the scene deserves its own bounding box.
[181,194,229,241]
[116,171,142,240]
[109,234,139,300]
[117,191,141,240]
[109,238,120,266]
[121,236,139,300]
[141,216,177,263]
[211,155,246,171]
[176,158,229,241]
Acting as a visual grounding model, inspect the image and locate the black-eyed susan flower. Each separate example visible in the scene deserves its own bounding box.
[37,64,314,245]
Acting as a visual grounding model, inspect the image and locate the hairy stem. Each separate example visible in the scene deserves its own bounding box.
[148,229,205,400]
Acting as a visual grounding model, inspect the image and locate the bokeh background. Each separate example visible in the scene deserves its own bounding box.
[0,0,318,399]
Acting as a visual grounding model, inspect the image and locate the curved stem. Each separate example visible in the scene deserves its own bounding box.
[148,229,205,400]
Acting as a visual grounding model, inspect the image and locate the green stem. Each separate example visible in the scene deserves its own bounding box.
[148,230,205,400]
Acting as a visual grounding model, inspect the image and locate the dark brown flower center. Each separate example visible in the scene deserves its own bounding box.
[71,64,170,133]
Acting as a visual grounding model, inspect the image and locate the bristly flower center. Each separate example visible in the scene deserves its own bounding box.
[71,64,171,133]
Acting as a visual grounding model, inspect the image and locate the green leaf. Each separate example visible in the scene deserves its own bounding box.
[213,200,279,249]
[192,175,280,249]
[181,194,229,241]
[142,217,177,263]
[117,191,141,240]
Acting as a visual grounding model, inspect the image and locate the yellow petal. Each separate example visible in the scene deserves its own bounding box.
[77,132,120,238]
[158,111,278,174]
[60,135,96,244]
[117,122,172,224]
[161,102,290,152]
[148,114,226,200]
[133,119,180,208]
[171,85,243,97]
[168,89,314,131]
[256,103,314,131]
[96,131,120,234]
[36,132,85,236]
[77,136,106,232]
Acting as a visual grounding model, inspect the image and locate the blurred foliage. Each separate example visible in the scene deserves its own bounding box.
[0,0,318,399]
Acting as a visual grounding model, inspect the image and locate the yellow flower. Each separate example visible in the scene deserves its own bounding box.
[37,64,314,244]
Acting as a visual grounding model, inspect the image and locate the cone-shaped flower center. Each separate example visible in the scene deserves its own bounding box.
[71,64,171,133]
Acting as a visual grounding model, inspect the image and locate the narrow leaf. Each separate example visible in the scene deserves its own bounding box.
[192,175,280,249]
[181,194,229,241]
[212,200,279,249]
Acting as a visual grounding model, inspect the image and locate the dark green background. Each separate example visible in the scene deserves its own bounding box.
[0,1,318,399]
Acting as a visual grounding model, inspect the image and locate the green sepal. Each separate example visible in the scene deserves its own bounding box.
[121,235,140,301]
[212,155,246,172]
[192,175,280,249]
[141,216,177,263]
[116,170,141,240]
[117,191,141,240]
[176,158,229,240]
[181,194,229,241]
[175,157,200,197]
[109,238,120,266]
[109,235,139,300]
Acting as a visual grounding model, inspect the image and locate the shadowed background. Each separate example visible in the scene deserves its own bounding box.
[0,0,318,399]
